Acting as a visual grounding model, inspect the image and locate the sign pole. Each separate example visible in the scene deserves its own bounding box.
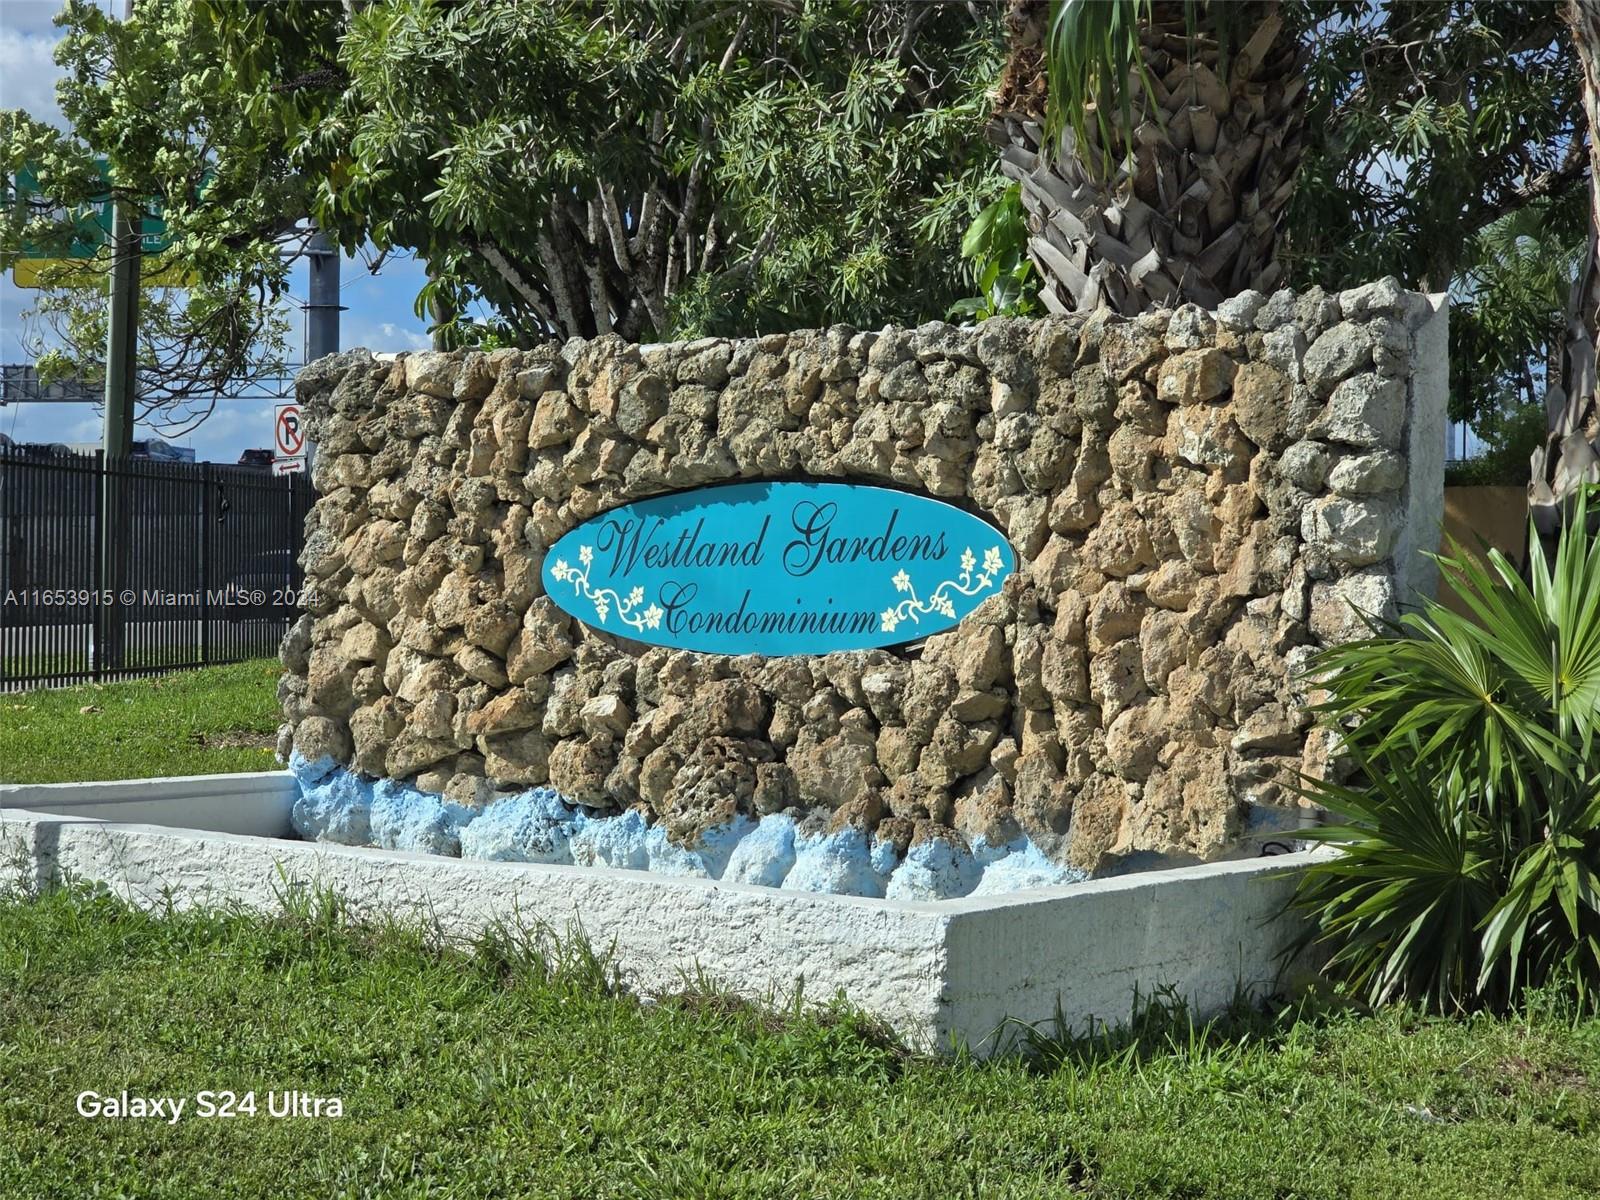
[102,196,140,458]
[103,0,140,461]
[97,192,141,674]
[96,0,141,673]
[273,403,306,477]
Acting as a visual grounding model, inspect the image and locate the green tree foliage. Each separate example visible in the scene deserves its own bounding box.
[664,5,1005,337]
[20,274,290,437]
[1289,0,1585,455]
[1446,198,1586,483]
[4,0,1590,452]
[1454,201,1586,417]
[948,183,1037,321]
[1291,2,1583,295]
[0,0,300,415]
[3,0,1004,359]
[1293,490,1600,1011]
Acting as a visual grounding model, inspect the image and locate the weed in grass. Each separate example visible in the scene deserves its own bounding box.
[471,916,628,999]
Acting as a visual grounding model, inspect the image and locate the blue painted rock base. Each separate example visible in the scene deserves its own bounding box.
[289,755,1085,901]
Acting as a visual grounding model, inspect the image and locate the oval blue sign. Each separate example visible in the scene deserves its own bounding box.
[541,481,1016,656]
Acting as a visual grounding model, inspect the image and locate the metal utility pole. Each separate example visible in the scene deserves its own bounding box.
[102,0,143,462]
[304,227,341,362]
[104,0,141,461]
[93,0,143,675]
[301,227,342,478]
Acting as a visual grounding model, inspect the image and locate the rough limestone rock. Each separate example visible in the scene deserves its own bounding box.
[568,808,650,871]
[1313,375,1405,449]
[885,835,983,901]
[1305,497,1401,567]
[1302,323,1373,397]
[722,813,801,887]
[644,814,758,879]
[1327,450,1406,496]
[368,779,474,856]
[458,788,579,864]
[1216,290,1266,330]
[969,840,1086,896]
[783,826,897,898]
[292,716,352,771]
[1310,569,1398,644]
[285,290,1434,879]
[290,760,373,846]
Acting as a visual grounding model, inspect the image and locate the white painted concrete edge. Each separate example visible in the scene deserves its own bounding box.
[0,793,1327,1054]
[0,771,295,838]
[940,853,1323,1052]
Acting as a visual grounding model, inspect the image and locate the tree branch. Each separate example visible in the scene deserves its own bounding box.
[536,214,584,337]
[1465,150,1590,235]
[475,237,558,331]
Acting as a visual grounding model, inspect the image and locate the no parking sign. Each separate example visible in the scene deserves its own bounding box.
[275,404,304,456]
[274,403,305,474]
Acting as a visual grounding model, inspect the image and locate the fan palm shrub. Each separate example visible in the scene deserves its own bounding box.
[1292,489,1600,1012]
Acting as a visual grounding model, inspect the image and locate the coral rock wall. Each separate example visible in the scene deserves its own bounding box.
[280,281,1443,873]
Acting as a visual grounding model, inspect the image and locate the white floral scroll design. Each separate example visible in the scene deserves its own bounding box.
[549,544,665,632]
[880,546,1005,634]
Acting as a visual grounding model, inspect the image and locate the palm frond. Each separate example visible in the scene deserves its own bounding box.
[1042,0,1154,178]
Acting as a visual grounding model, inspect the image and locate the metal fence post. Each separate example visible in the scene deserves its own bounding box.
[91,450,105,682]
[200,461,212,666]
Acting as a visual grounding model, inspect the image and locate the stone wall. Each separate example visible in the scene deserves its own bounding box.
[280,280,1445,875]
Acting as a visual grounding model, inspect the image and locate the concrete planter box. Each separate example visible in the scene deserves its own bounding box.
[1,772,1321,1054]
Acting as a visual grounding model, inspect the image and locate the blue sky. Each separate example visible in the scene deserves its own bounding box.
[0,0,434,462]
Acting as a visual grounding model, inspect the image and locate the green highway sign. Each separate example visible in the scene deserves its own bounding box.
[8,159,184,287]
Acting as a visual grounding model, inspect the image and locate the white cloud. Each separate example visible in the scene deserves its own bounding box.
[0,13,67,127]
[341,320,431,353]
[381,322,432,351]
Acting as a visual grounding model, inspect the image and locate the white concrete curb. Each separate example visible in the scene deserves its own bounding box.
[0,773,1325,1054]
[0,772,296,838]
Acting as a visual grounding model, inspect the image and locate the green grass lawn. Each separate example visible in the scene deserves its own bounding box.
[0,659,282,783]
[1,883,1596,1200]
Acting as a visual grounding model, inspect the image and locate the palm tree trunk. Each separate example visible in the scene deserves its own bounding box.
[987,0,1307,317]
[1535,1,1600,534]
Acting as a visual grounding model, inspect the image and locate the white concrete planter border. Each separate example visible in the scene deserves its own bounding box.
[1,772,1322,1054]
[0,772,297,837]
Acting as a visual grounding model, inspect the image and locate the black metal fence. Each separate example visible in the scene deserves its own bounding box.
[0,446,313,690]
